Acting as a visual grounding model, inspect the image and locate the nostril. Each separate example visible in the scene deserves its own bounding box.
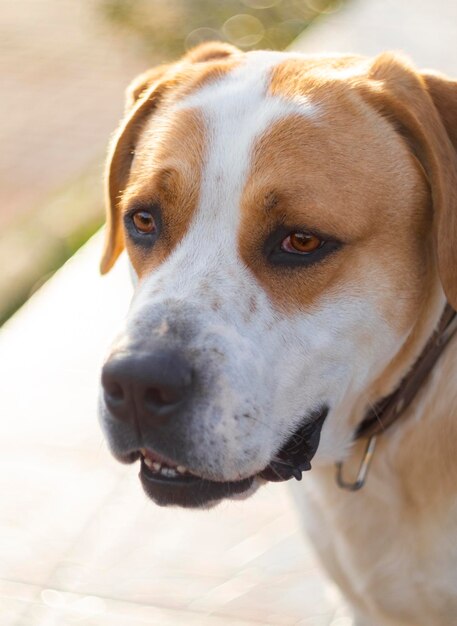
[104,381,125,405]
[144,386,183,409]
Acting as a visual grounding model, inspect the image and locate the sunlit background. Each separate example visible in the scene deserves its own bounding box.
[2,0,457,624]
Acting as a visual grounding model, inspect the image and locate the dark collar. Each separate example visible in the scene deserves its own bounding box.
[356,303,457,440]
[336,303,457,491]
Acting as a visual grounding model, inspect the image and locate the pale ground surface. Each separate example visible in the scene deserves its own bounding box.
[2,0,457,624]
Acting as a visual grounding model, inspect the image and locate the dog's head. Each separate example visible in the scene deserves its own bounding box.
[98,43,457,507]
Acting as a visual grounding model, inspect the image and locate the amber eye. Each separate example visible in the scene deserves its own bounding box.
[281,232,323,254]
[131,210,156,234]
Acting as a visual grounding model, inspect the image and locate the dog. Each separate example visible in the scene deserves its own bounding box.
[98,42,457,625]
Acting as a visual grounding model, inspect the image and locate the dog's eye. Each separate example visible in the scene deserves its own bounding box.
[131,210,156,235]
[281,232,323,255]
[266,227,341,267]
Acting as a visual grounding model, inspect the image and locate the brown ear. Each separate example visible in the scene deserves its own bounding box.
[124,42,238,110]
[125,64,174,111]
[363,54,457,308]
[101,41,239,274]
[100,76,169,274]
[421,71,457,307]
[183,41,238,64]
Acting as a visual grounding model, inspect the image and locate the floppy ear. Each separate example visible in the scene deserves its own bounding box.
[100,41,239,274]
[124,64,173,111]
[421,71,457,307]
[124,41,237,110]
[100,73,169,274]
[362,54,457,308]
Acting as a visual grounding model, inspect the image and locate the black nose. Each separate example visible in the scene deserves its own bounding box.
[101,348,193,424]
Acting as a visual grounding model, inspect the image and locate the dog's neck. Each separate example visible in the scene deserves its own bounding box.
[339,321,457,505]
[299,328,457,623]
[346,272,446,433]
[356,302,456,440]
[387,332,457,511]
[337,275,457,500]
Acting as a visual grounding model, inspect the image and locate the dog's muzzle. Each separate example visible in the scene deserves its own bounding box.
[100,344,328,508]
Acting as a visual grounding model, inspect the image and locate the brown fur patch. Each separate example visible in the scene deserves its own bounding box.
[102,50,241,274]
[239,83,429,333]
[240,55,449,408]
[121,107,206,278]
[264,54,457,431]
[269,54,366,101]
[361,55,457,310]
[166,57,241,100]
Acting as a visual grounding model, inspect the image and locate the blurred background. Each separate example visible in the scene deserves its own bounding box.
[0,0,342,326]
[2,0,457,624]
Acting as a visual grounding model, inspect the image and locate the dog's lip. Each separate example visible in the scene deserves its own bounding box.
[140,457,200,483]
[138,446,251,483]
[139,447,199,480]
[113,450,141,464]
[139,457,255,507]
[259,405,329,482]
[115,405,329,505]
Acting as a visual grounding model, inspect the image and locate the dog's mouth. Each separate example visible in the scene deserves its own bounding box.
[138,449,255,507]
[131,406,328,508]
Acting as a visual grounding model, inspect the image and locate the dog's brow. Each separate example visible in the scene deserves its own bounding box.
[263,191,280,212]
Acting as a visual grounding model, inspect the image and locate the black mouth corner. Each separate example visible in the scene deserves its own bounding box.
[259,405,329,483]
[139,458,254,508]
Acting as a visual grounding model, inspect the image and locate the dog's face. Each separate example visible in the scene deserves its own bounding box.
[99,44,457,508]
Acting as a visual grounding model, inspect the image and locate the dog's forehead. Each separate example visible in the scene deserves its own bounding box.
[125,51,326,271]
[177,50,319,128]
[125,51,426,323]
[127,51,348,232]
[130,51,321,186]
[129,50,412,211]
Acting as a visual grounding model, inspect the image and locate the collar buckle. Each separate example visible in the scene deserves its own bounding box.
[335,435,377,491]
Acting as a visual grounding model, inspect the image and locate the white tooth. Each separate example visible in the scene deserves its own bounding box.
[144,458,154,469]
[140,448,146,456]
[176,466,187,474]
[152,462,162,471]
[161,467,177,477]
